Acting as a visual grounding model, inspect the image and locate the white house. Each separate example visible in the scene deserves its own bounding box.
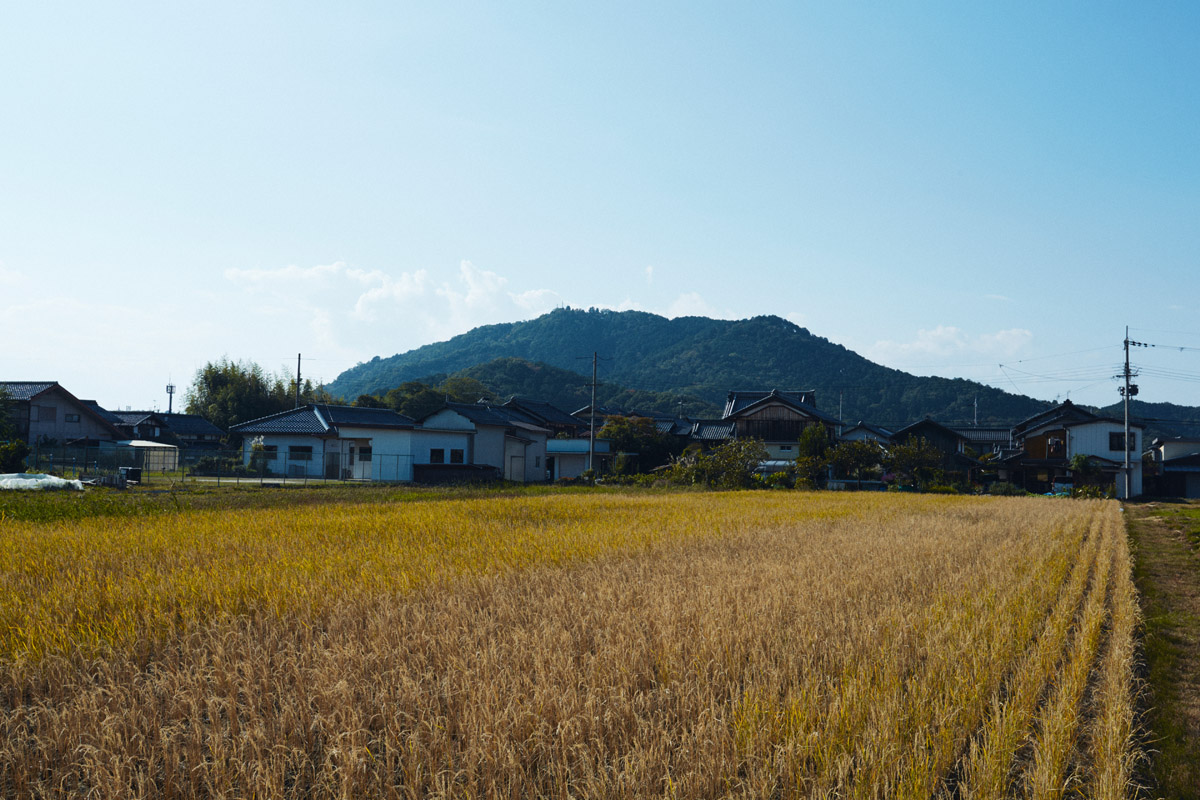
[418,402,549,483]
[1004,401,1144,498]
[231,404,420,481]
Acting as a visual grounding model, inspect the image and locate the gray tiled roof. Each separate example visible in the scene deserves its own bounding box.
[690,420,737,441]
[949,426,1012,444]
[233,406,331,435]
[722,389,842,426]
[159,413,225,437]
[79,400,125,425]
[0,381,57,401]
[232,404,414,435]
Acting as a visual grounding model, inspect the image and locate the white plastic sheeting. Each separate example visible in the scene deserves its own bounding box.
[0,473,85,491]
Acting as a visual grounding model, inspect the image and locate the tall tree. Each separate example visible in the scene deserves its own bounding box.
[185,358,329,441]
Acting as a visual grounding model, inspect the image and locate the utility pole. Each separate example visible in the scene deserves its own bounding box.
[1118,327,1141,500]
[295,353,302,409]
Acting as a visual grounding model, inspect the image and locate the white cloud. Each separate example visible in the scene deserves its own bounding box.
[984,293,1011,302]
[645,265,654,284]
[666,291,719,318]
[867,325,1033,367]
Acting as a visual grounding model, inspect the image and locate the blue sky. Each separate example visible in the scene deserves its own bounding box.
[2,2,1198,412]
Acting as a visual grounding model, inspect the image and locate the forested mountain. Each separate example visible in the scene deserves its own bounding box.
[1095,399,1200,441]
[329,308,1059,426]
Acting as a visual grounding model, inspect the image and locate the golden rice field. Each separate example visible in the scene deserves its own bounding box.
[0,491,1138,799]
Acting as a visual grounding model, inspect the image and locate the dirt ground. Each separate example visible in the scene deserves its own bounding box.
[1127,501,1200,799]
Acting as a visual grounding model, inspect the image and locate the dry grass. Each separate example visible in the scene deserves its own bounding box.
[0,492,1139,798]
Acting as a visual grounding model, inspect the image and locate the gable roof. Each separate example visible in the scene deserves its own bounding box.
[1011,400,1097,437]
[0,382,124,437]
[503,399,582,428]
[430,401,551,434]
[842,421,894,439]
[232,404,415,436]
[892,417,970,443]
[949,426,1012,445]
[79,399,126,426]
[722,389,841,425]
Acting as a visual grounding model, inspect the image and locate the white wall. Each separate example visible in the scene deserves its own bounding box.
[1067,421,1143,497]
[411,428,472,465]
[1160,440,1200,461]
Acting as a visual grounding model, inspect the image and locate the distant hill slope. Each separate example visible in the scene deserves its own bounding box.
[1096,399,1200,441]
[329,308,1053,426]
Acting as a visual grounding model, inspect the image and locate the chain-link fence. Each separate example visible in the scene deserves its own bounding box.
[24,444,416,487]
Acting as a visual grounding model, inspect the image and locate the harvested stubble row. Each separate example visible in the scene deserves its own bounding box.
[0,492,1138,799]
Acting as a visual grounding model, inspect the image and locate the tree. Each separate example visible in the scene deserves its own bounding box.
[383,381,447,420]
[794,424,832,488]
[0,385,16,441]
[354,394,387,408]
[828,439,882,488]
[665,438,769,489]
[884,437,943,489]
[598,415,679,474]
[185,358,329,442]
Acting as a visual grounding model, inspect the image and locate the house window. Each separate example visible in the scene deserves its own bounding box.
[534,455,541,467]
[360,447,373,460]
[1047,437,1065,458]
[33,405,57,422]
[65,413,80,423]
[289,445,313,461]
[1109,432,1136,452]
[779,445,793,452]
[430,448,445,464]
[262,445,278,459]
[450,449,464,464]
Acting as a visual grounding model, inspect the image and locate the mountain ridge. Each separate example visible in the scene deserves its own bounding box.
[327,308,1056,426]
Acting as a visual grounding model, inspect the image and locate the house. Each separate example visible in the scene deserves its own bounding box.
[840,422,894,444]
[158,413,226,450]
[110,411,170,442]
[418,401,550,483]
[721,389,841,459]
[231,404,420,481]
[0,381,124,444]
[1000,401,1144,498]
[891,418,979,482]
[108,411,226,450]
[1146,436,1200,498]
[949,426,1013,457]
